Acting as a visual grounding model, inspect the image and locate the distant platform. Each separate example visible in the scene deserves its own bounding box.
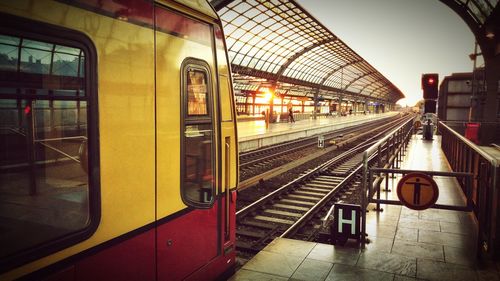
[237,112,398,152]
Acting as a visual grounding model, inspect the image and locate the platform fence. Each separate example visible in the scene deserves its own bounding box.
[439,121,499,260]
[360,117,414,248]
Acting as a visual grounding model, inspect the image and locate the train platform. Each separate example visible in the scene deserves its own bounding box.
[229,134,500,281]
[237,112,399,152]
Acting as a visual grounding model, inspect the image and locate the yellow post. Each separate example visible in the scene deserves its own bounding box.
[265,109,269,129]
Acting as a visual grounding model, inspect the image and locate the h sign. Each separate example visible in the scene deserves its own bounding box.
[318,135,325,148]
[331,203,361,245]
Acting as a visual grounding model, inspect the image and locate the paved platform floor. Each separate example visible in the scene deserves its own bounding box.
[228,135,500,281]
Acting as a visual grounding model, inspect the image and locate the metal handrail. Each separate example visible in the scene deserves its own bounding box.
[364,117,414,157]
[360,115,414,248]
[439,121,498,167]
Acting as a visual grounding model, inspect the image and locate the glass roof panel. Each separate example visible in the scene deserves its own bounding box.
[468,1,487,23]
[216,0,404,102]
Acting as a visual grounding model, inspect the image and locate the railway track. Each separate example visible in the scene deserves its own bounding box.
[235,115,414,262]
[238,114,410,190]
[239,115,398,173]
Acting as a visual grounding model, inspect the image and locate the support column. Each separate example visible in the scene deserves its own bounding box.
[483,56,499,122]
[480,55,500,143]
[245,92,249,114]
[252,92,256,115]
[269,97,274,122]
[281,95,284,116]
[313,89,319,120]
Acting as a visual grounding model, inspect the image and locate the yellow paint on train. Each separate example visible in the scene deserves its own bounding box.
[0,0,238,279]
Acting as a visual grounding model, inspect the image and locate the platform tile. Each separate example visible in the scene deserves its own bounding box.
[326,263,394,281]
[263,238,316,260]
[289,258,333,281]
[357,251,416,277]
[395,227,418,242]
[418,229,475,249]
[306,243,360,266]
[392,240,444,261]
[417,259,477,281]
[241,250,304,278]
[228,269,288,281]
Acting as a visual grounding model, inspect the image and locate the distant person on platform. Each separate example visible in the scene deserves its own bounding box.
[287,101,295,123]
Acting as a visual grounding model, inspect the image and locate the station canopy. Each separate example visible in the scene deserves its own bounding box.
[439,0,499,45]
[441,0,498,28]
[212,0,405,103]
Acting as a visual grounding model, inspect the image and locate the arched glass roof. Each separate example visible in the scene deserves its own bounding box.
[212,0,404,103]
[439,0,499,48]
[443,0,498,26]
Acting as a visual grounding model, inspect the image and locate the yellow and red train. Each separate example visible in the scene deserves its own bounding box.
[0,0,239,280]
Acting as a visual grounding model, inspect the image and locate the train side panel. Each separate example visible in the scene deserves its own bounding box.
[155,2,236,280]
[0,0,238,280]
[0,0,155,279]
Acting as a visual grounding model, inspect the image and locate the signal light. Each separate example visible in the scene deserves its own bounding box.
[424,99,436,114]
[24,104,31,115]
[422,73,438,99]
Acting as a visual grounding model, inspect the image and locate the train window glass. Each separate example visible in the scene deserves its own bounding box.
[0,33,91,262]
[155,7,211,46]
[0,87,16,94]
[0,35,19,71]
[20,40,52,74]
[186,69,208,116]
[183,124,214,204]
[181,60,214,207]
[53,89,80,97]
[52,51,81,77]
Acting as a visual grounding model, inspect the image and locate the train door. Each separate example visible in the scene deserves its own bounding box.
[154,4,221,280]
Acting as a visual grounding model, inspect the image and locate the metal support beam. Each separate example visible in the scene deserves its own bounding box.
[342,72,376,92]
[211,0,237,11]
[275,38,337,80]
[318,60,363,89]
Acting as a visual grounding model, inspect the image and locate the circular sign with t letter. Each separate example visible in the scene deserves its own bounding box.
[397,172,439,210]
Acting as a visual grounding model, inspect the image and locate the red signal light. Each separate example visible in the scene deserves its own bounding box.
[421,73,438,99]
[24,105,31,115]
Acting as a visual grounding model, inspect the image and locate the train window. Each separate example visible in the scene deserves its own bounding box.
[186,70,209,116]
[0,23,97,269]
[181,59,214,208]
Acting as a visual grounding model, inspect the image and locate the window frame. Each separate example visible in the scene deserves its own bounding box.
[180,57,216,209]
[0,13,100,272]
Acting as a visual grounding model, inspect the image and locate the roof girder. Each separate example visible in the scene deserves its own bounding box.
[215,0,405,103]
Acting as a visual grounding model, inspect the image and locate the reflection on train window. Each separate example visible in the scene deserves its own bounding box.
[0,34,90,260]
[181,59,214,207]
[186,69,208,116]
[183,124,213,204]
[0,34,84,77]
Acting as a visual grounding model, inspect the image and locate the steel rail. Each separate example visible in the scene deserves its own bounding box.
[281,118,412,238]
[236,120,404,219]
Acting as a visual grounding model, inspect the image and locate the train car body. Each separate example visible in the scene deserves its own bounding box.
[0,0,238,280]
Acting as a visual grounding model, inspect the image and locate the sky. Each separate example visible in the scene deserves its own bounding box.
[297,0,482,107]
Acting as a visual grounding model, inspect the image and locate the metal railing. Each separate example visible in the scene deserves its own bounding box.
[360,117,414,247]
[439,121,499,259]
